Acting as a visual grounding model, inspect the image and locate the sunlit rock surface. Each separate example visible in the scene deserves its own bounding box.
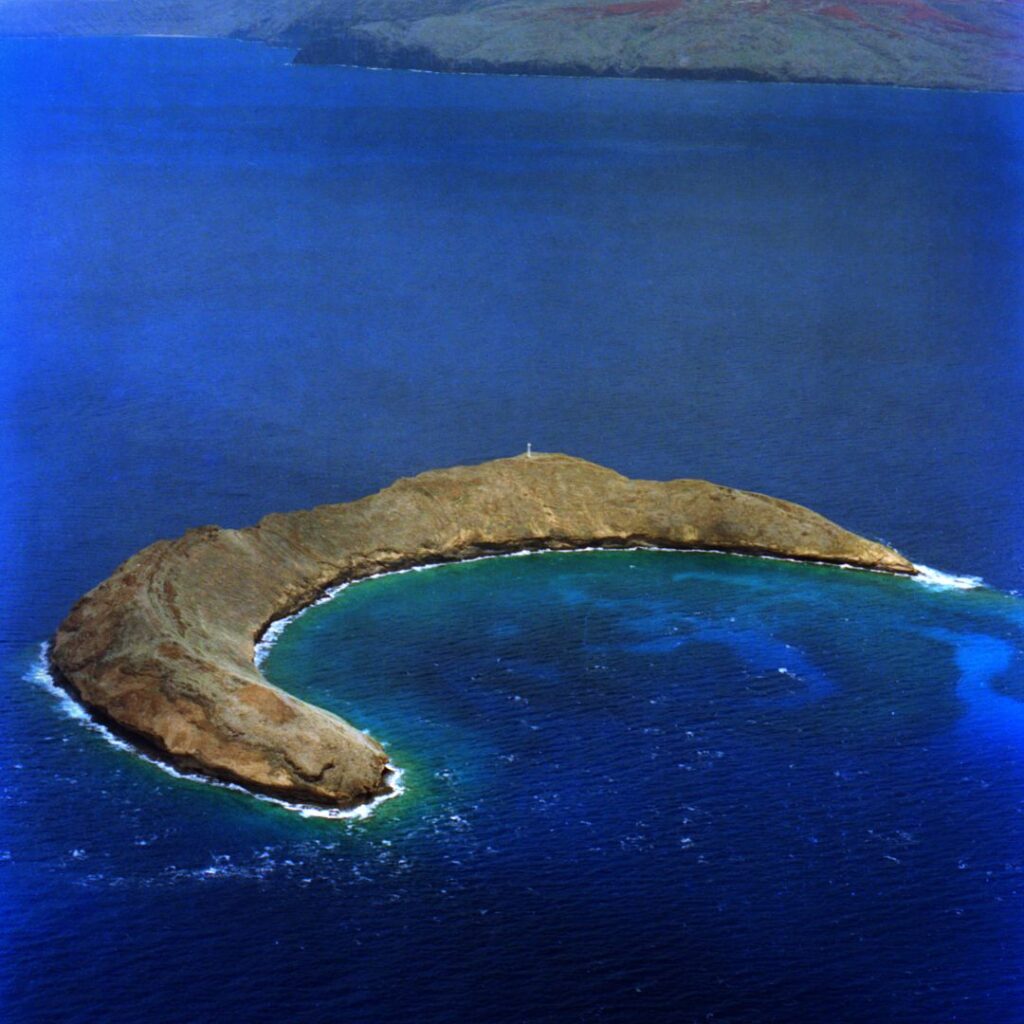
[50,453,914,807]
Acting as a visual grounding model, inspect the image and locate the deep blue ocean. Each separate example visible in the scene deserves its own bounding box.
[2,36,1024,1023]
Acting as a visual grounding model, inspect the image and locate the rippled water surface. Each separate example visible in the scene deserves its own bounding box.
[9,552,1024,1022]
[2,35,1024,1024]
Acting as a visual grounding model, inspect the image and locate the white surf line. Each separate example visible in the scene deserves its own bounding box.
[26,643,404,822]
[34,548,982,820]
[254,544,968,666]
[910,564,984,591]
[254,545,980,662]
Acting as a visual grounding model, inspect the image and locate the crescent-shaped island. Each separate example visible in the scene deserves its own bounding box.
[50,453,916,810]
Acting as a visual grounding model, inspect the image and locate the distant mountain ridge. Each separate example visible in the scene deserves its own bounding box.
[1,0,1021,90]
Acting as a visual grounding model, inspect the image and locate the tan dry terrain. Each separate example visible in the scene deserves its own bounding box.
[50,454,915,809]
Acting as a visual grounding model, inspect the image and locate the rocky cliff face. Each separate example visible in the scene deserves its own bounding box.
[50,454,915,808]
[291,0,1024,92]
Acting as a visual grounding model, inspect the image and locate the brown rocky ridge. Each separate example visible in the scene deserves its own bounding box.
[50,453,916,809]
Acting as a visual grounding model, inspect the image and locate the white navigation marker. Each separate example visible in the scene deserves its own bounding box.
[526,442,532,458]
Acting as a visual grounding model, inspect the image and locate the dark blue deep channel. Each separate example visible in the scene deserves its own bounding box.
[2,37,1024,1024]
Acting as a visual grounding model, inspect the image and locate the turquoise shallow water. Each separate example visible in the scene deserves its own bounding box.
[2,34,1024,1023]
[9,551,1024,1022]
[237,553,1024,1023]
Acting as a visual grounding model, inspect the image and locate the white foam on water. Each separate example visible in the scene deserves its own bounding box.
[254,576,362,665]
[35,547,983,820]
[253,616,291,666]
[26,643,404,822]
[26,644,138,752]
[254,546,984,671]
[911,564,984,591]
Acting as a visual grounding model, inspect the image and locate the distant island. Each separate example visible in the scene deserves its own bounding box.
[1,0,1021,91]
[50,453,915,809]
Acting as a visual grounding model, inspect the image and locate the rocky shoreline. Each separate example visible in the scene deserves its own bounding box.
[2,1,1022,93]
[50,454,915,809]
[290,29,1020,93]
[292,38,877,88]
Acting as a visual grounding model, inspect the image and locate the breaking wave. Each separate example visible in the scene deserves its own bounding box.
[912,564,984,591]
[25,643,404,822]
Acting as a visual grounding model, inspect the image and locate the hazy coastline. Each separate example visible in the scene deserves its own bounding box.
[1,0,1021,92]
